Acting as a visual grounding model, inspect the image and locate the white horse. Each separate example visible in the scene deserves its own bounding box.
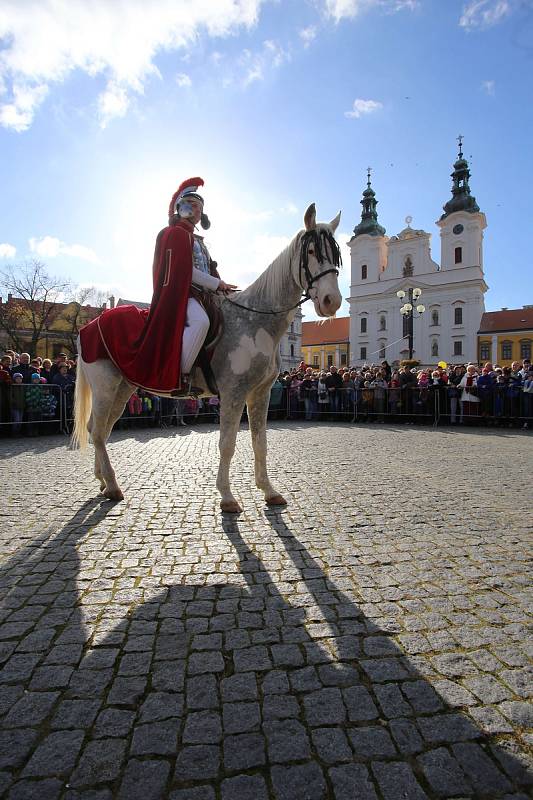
[72,203,342,512]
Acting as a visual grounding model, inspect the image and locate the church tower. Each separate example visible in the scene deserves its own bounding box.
[436,136,487,271]
[348,169,388,286]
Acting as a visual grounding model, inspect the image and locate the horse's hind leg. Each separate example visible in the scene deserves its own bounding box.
[247,386,287,506]
[98,381,134,501]
[216,395,245,513]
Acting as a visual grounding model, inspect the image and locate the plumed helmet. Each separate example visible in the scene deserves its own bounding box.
[168,177,211,229]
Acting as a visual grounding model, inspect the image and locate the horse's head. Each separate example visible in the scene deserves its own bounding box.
[293,203,343,318]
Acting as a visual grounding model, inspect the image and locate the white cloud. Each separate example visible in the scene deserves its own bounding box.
[0,243,17,258]
[323,0,418,21]
[460,0,511,29]
[344,98,383,118]
[299,26,317,47]
[176,72,192,87]
[29,236,101,264]
[482,79,495,94]
[0,0,265,131]
[239,39,290,87]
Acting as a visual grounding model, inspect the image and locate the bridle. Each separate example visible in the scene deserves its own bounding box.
[223,227,341,316]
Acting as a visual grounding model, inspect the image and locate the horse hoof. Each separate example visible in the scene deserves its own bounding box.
[103,488,124,502]
[266,494,287,506]
[220,501,243,514]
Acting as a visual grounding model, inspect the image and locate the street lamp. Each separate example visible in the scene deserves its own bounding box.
[397,287,425,360]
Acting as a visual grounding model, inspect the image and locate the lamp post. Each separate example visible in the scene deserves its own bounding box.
[396,287,425,360]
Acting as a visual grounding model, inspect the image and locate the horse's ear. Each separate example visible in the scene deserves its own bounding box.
[329,210,341,233]
[304,203,316,231]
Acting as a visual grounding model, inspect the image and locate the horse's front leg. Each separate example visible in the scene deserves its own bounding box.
[247,387,287,506]
[217,396,245,513]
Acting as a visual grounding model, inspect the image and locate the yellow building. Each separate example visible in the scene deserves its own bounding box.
[0,294,104,358]
[301,317,350,370]
[478,307,533,366]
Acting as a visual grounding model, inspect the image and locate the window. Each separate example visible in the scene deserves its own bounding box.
[290,344,294,357]
[341,352,347,365]
[479,342,491,361]
[520,340,531,360]
[455,247,462,264]
[360,317,367,333]
[431,341,439,357]
[313,355,319,367]
[360,347,367,360]
[431,310,439,326]
[454,341,463,356]
[290,322,294,333]
[361,264,367,280]
[379,344,386,359]
[454,307,463,325]
[379,315,386,331]
[501,341,513,360]
[403,256,413,277]
[327,354,333,367]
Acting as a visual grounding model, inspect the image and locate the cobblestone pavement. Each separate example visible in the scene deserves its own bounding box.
[1,422,532,800]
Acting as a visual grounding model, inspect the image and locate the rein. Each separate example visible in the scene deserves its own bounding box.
[223,228,341,316]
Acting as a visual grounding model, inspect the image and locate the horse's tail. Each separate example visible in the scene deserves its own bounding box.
[71,342,92,451]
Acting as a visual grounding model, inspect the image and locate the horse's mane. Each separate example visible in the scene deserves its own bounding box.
[237,231,301,305]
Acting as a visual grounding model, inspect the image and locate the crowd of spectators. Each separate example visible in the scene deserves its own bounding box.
[0,350,76,435]
[2,348,531,436]
[270,359,533,427]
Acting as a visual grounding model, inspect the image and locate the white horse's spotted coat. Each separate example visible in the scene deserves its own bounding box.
[229,329,274,375]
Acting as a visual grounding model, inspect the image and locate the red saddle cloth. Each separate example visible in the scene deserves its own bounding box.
[79,222,194,394]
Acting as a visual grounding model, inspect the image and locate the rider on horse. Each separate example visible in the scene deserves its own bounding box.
[164,177,237,394]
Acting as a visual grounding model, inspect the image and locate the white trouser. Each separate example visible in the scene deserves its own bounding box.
[181,297,210,374]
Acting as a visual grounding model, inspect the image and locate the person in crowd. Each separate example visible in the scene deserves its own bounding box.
[41,358,53,383]
[40,383,58,432]
[300,369,318,421]
[459,363,480,421]
[268,375,285,421]
[447,365,464,424]
[371,369,388,422]
[380,360,392,382]
[325,365,343,416]
[10,373,25,435]
[317,372,329,415]
[522,367,533,429]
[25,373,43,436]
[477,366,496,422]
[15,353,34,383]
[341,370,355,419]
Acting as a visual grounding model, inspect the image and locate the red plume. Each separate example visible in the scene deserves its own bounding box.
[168,177,204,218]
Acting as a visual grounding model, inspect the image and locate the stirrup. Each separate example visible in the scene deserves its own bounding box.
[196,347,219,396]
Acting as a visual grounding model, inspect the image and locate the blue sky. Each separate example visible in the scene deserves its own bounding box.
[1,0,531,319]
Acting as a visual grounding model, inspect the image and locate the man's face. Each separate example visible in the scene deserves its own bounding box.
[20,354,30,365]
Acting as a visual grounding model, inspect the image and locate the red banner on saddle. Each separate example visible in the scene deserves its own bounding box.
[79,223,193,394]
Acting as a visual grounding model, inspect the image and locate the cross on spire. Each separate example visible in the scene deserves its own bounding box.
[457,134,464,156]
[367,166,372,187]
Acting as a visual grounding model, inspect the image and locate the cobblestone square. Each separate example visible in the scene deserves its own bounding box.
[1,422,532,799]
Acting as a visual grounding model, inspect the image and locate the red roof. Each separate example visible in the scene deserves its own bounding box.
[478,307,533,334]
[302,317,349,346]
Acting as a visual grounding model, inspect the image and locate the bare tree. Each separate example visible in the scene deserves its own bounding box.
[61,285,107,354]
[0,259,71,353]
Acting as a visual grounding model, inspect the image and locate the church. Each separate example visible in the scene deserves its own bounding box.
[348,139,488,366]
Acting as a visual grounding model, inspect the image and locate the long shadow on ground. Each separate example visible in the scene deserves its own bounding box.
[0,499,531,799]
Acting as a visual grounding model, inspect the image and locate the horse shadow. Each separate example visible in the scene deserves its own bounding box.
[0,500,530,798]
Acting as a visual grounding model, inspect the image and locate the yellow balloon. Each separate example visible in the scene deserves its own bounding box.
[438,361,447,369]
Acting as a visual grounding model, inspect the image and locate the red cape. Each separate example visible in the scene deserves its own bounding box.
[80,221,194,393]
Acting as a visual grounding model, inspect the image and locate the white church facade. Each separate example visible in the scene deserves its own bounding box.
[348,141,488,366]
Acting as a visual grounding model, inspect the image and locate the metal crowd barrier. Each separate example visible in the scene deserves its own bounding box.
[1,382,531,437]
[269,385,533,427]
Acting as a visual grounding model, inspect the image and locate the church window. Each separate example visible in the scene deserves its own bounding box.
[431,310,439,326]
[431,341,439,357]
[360,347,367,360]
[403,256,413,277]
[480,342,491,361]
[360,317,367,333]
[453,341,463,356]
[290,344,294,358]
[501,341,513,360]
[454,307,463,325]
[520,340,531,360]
[454,247,462,264]
[361,264,367,280]
[290,322,294,333]
[379,315,386,331]
[379,343,386,359]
